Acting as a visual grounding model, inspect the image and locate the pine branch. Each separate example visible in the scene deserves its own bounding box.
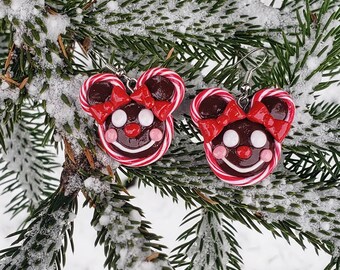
[81,0,299,47]
[83,176,172,270]
[0,100,59,217]
[215,167,340,257]
[171,207,242,270]
[0,190,77,270]
[124,127,339,261]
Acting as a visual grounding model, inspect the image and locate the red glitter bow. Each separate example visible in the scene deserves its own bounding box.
[130,84,173,121]
[89,86,131,124]
[197,100,246,143]
[247,101,291,142]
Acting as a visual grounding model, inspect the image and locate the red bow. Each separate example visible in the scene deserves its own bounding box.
[197,100,246,143]
[130,84,173,121]
[247,102,291,142]
[89,86,131,124]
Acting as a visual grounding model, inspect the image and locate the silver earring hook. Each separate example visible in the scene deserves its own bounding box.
[76,41,136,93]
[234,48,268,110]
[234,48,268,85]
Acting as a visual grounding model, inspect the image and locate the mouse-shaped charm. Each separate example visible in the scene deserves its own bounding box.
[190,88,295,186]
[80,68,185,167]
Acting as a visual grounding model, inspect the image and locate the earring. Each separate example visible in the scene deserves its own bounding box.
[190,49,295,186]
[80,65,185,167]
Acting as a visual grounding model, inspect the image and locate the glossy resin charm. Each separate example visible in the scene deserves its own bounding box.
[190,88,295,186]
[80,68,185,167]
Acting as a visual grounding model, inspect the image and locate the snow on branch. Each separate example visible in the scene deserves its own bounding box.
[278,4,340,146]
[0,102,59,215]
[219,166,340,253]
[27,73,90,152]
[84,177,172,270]
[1,124,46,209]
[171,208,241,270]
[0,194,76,270]
[91,0,297,43]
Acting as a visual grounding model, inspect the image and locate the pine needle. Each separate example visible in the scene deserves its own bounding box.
[0,74,20,87]
[63,138,76,164]
[19,77,29,90]
[166,47,175,60]
[83,0,97,11]
[194,189,218,205]
[58,35,68,59]
[106,165,114,177]
[84,148,95,169]
[146,252,159,262]
[4,44,14,71]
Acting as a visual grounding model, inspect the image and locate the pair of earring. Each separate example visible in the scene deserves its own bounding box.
[79,49,295,186]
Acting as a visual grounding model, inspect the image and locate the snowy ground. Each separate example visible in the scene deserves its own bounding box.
[0,180,331,270]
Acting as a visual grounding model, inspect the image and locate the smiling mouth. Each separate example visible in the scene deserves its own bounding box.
[112,140,156,154]
[221,157,264,173]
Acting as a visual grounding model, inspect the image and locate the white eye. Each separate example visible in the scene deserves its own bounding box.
[138,109,154,127]
[111,109,127,127]
[251,130,267,148]
[223,129,239,147]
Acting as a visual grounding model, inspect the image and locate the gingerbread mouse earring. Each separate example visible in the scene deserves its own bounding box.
[80,66,185,167]
[190,49,295,186]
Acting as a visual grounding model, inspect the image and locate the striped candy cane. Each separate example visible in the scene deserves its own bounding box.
[80,68,185,167]
[190,87,295,186]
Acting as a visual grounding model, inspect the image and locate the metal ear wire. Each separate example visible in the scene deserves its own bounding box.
[235,48,268,85]
[76,41,137,93]
[234,48,268,109]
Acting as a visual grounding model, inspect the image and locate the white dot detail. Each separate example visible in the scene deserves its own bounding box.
[223,129,239,148]
[251,130,267,148]
[138,109,154,127]
[111,109,127,127]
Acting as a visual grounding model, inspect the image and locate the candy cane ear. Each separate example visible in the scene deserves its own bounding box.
[190,88,236,125]
[80,73,125,116]
[251,88,295,124]
[136,67,185,113]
